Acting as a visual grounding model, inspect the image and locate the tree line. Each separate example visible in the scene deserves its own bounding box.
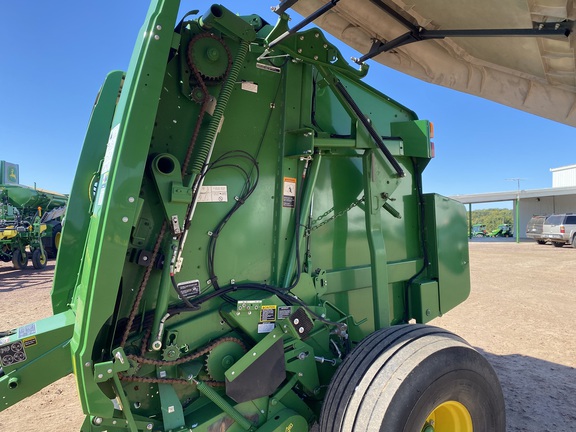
[467,208,513,232]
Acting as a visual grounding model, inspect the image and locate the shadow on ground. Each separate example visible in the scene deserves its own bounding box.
[478,349,576,432]
[0,263,55,292]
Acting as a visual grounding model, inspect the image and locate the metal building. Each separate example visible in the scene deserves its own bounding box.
[451,165,576,239]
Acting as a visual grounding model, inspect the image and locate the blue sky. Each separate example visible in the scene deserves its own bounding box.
[2,1,575,207]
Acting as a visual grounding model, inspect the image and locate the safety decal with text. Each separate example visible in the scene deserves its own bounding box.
[283,177,296,208]
[278,306,292,320]
[260,305,277,322]
[177,280,201,299]
[18,323,36,338]
[198,185,228,202]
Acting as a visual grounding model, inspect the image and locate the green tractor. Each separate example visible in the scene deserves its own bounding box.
[471,223,488,237]
[0,174,67,269]
[0,2,505,431]
[488,224,514,238]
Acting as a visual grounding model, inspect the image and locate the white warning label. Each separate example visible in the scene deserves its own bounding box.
[283,177,296,208]
[198,185,228,202]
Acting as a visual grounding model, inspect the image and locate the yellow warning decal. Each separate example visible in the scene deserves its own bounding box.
[23,337,37,348]
[260,305,277,322]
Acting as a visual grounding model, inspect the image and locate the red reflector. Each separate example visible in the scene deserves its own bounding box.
[561,225,565,233]
[430,142,435,158]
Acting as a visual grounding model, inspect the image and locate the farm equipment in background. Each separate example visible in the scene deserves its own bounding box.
[488,224,514,238]
[0,2,506,431]
[0,165,68,269]
[471,224,488,237]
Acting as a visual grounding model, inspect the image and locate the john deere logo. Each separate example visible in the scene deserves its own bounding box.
[8,168,17,182]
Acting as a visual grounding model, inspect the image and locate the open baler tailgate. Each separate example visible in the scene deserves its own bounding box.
[292,0,576,126]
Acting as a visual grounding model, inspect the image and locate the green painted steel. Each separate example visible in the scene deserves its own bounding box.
[0,311,75,408]
[0,2,472,430]
[51,71,125,313]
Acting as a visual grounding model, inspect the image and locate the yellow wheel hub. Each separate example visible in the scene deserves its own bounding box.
[423,401,473,432]
[55,231,61,250]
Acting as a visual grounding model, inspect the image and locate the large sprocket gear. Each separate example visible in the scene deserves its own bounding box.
[205,340,246,381]
[187,33,232,82]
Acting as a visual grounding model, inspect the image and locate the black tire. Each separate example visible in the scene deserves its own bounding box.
[12,248,28,270]
[536,240,546,245]
[32,248,47,269]
[319,324,505,432]
[42,222,62,259]
[572,236,576,249]
[553,242,564,248]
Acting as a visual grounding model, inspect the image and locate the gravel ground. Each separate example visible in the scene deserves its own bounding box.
[0,240,575,431]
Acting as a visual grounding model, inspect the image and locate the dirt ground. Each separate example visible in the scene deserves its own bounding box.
[0,240,575,431]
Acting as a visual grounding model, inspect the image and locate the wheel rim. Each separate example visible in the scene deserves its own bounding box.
[54,231,61,250]
[423,400,473,432]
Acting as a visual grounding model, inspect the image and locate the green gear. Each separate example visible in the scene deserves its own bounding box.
[190,86,206,104]
[188,34,231,81]
[205,341,246,381]
[161,343,181,361]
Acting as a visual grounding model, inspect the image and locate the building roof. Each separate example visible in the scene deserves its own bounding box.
[450,186,576,204]
[550,164,576,172]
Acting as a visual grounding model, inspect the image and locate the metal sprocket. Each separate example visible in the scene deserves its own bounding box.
[205,340,246,381]
[187,33,231,81]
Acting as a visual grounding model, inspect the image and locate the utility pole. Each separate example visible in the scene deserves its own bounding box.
[506,178,525,243]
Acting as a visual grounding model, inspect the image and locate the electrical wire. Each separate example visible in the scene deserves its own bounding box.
[166,67,343,330]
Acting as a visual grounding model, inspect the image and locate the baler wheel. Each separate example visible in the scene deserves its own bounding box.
[319,324,505,432]
[32,248,47,269]
[43,222,62,259]
[12,248,28,270]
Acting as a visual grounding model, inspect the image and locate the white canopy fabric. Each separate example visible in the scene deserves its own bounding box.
[291,0,576,126]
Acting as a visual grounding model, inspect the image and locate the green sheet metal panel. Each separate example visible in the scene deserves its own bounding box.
[423,193,471,315]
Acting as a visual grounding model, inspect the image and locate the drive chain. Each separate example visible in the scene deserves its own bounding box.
[120,336,246,387]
